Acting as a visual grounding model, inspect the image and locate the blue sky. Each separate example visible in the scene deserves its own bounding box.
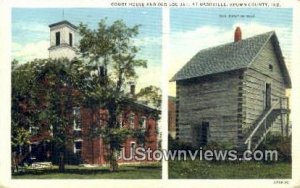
[11,8,293,95]
[12,8,162,44]
[171,8,292,32]
[12,8,162,89]
[169,8,293,96]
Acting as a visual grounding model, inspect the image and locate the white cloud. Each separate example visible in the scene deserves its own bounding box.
[13,22,49,33]
[13,40,49,63]
[12,37,162,90]
[12,42,22,53]
[134,36,161,48]
[134,36,162,89]
[169,22,292,96]
[136,63,162,91]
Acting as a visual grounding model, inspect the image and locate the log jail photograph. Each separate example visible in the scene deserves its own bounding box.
[168,8,292,179]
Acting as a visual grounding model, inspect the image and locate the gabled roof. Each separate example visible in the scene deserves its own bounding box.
[121,99,161,119]
[49,20,78,30]
[171,31,291,88]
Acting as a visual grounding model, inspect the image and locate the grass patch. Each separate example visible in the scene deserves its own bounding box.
[12,162,161,179]
[169,160,291,179]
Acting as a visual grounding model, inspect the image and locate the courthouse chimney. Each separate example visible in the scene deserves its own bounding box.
[234,27,242,42]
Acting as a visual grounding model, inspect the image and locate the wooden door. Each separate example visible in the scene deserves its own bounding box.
[200,122,209,146]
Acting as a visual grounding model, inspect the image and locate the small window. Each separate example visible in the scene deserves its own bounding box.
[29,144,38,160]
[73,107,81,130]
[269,64,273,72]
[139,116,146,129]
[99,119,107,127]
[29,126,39,136]
[130,142,136,155]
[74,140,82,155]
[50,124,53,136]
[55,32,60,46]
[140,142,145,148]
[119,115,124,128]
[118,147,125,159]
[130,84,135,95]
[99,65,107,77]
[69,33,73,47]
[129,113,135,129]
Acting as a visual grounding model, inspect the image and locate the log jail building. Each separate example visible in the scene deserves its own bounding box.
[171,27,291,151]
[16,20,159,166]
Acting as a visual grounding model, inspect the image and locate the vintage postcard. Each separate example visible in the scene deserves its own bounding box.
[0,0,299,188]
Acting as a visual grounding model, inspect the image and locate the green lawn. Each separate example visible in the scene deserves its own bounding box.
[12,162,161,179]
[169,160,291,179]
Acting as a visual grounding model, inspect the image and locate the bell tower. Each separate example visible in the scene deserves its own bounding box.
[48,20,77,60]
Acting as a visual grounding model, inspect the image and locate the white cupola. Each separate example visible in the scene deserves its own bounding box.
[48,20,77,60]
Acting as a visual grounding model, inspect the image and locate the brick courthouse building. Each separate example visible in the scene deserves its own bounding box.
[20,20,159,165]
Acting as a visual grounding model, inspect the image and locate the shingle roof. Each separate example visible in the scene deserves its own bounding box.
[171,31,290,87]
[49,20,77,30]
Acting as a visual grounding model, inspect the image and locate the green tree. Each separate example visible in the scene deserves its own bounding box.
[11,59,37,172]
[136,85,162,109]
[78,19,148,171]
[34,58,88,172]
[12,58,87,172]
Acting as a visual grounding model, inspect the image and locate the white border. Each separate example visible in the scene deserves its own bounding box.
[1,0,300,188]
[291,0,300,185]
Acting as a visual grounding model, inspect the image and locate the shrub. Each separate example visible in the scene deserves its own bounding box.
[168,134,196,152]
[201,141,236,163]
[203,141,235,151]
[257,134,291,162]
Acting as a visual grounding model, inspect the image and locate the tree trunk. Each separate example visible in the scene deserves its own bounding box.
[109,146,119,172]
[92,138,94,164]
[12,151,19,173]
[107,100,120,172]
[108,100,117,129]
[59,151,65,172]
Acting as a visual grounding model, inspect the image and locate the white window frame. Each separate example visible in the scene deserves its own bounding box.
[29,126,39,136]
[130,141,136,155]
[99,119,103,127]
[140,116,147,129]
[29,142,39,160]
[129,113,135,129]
[119,115,123,128]
[73,139,83,154]
[73,107,81,131]
[117,146,125,160]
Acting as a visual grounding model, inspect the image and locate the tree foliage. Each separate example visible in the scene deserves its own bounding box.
[11,58,88,171]
[78,19,149,171]
[136,85,162,109]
